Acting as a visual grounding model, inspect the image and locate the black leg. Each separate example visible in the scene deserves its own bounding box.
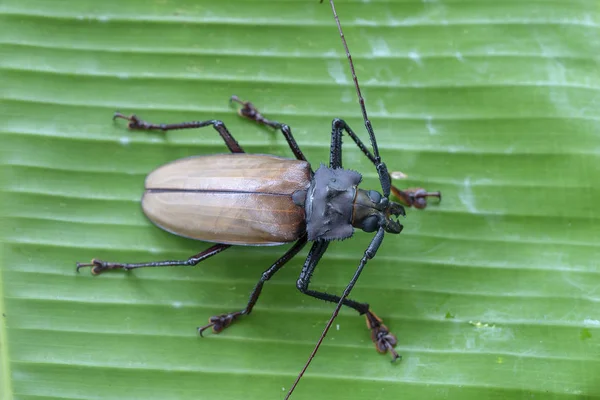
[329,227,399,360]
[197,235,309,336]
[329,118,441,207]
[296,241,369,314]
[329,118,376,169]
[230,96,307,162]
[113,113,244,153]
[295,239,398,359]
[286,229,398,400]
[76,244,231,275]
[329,118,391,195]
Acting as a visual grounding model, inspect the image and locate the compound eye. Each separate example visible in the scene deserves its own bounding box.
[361,215,379,233]
[367,190,382,203]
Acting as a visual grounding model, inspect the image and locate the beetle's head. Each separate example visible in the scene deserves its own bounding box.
[352,189,406,234]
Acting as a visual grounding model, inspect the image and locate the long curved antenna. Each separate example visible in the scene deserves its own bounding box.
[326,0,392,198]
[284,2,389,398]
[284,229,385,400]
[327,0,381,164]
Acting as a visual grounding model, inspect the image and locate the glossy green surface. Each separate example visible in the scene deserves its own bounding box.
[1,0,599,399]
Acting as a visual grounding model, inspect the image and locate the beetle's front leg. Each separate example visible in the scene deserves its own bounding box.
[329,118,441,208]
[391,187,441,209]
[366,311,400,360]
[198,236,308,336]
[295,240,400,361]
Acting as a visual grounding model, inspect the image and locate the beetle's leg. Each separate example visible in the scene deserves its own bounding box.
[329,118,441,208]
[113,113,244,153]
[230,95,307,161]
[390,187,441,209]
[296,241,369,314]
[198,235,309,336]
[295,239,400,360]
[366,310,398,358]
[76,244,231,275]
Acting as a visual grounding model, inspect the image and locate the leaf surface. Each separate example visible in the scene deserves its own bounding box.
[1,1,599,399]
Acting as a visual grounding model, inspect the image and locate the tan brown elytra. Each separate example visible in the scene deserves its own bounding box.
[142,154,311,245]
[76,0,441,398]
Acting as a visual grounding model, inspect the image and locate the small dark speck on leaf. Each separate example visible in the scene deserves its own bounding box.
[580,328,592,341]
[445,311,455,319]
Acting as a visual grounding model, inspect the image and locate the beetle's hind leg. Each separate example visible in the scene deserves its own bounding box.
[112,113,245,153]
[198,236,308,336]
[230,95,307,162]
[76,244,231,274]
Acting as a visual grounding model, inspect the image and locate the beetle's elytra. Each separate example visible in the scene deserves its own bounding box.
[143,153,311,245]
[77,0,442,397]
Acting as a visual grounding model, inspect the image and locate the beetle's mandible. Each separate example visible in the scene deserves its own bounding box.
[77,0,441,397]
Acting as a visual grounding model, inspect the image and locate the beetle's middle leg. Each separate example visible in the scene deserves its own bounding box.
[230,95,307,162]
[295,240,400,361]
[198,235,309,336]
[329,118,441,209]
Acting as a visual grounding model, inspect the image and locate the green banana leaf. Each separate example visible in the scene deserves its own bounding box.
[1,0,599,399]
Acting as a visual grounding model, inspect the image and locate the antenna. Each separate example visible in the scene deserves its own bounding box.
[283,236,376,399]
[325,0,380,163]
[284,1,381,398]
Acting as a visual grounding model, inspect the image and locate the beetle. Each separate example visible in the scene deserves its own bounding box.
[77,95,438,348]
[77,0,441,396]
